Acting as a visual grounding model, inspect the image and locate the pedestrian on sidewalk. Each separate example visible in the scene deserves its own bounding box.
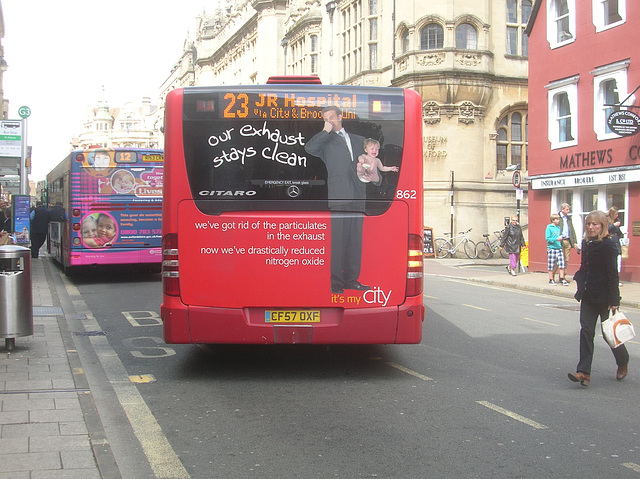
[29,201,51,258]
[500,215,526,276]
[546,214,567,286]
[554,203,579,282]
[607,206,623,276]
[569,210,628,387]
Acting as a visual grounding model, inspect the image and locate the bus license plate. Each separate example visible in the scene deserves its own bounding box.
[265,310,320,323]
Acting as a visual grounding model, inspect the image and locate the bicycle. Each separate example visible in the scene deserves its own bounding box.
[434,228,477,259]
[476,230,509,260]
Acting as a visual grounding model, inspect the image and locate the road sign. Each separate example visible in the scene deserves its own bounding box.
[0,120,23,157]
[512,170,521,188]
[18,106,31,119]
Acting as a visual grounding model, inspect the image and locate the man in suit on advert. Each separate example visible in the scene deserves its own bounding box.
[305,105,372,294]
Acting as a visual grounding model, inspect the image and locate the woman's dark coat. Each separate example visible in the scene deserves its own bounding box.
[574,236,620,306]
[500,223,526,254]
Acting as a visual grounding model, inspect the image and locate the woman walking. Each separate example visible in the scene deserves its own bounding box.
[607,206,623,278]
[569,210,629,386]
[500,215,526,276]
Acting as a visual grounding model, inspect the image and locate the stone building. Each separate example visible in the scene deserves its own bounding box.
[161,0,531,242]
[73,97,162,150]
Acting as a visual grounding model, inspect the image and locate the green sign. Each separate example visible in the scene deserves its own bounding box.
[18,106,31,119]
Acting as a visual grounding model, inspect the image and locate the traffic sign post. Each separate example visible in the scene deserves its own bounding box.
[19,106,31,195]
[512,170,521,188]
[511,168,522,221]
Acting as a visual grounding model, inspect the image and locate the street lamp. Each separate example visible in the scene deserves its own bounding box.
[326,1,337,21]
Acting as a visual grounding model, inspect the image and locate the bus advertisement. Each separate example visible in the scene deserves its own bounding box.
[162,81,424,344]
[46,147,163,273]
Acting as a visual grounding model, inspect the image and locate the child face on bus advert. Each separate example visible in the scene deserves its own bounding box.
[82,217,98,238]
[364,141,379,158]
[93,152,111,169]
[97,215,117,239]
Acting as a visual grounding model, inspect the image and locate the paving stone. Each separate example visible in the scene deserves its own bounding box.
[61,448,99,469]
[30,408,84,423]
[1,421,60,438]
[30,434,92,452]
[59,421,89,436]
[0,410,28,424]
[0,436,29,454]
[1,397,54,411]
[31,469,101,479]
[0,451,61,471]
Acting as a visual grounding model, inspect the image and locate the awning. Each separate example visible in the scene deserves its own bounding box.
[527,165,640,190]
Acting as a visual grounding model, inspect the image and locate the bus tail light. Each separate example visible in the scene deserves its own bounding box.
[162,234,180,296]
[406,234,424,296]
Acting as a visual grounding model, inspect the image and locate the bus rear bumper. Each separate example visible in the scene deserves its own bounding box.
[161,300,423,345]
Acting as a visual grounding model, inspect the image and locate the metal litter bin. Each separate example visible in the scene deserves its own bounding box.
[0,245,33,350]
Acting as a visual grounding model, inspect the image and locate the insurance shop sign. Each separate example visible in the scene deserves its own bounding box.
[607,110,640,137]
[0,121,23,157]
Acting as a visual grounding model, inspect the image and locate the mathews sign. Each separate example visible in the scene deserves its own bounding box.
[607,110,640,137]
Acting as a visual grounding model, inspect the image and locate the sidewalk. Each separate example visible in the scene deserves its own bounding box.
[0,255,105,478]
[1,255,638,478]
[424,257,640,309]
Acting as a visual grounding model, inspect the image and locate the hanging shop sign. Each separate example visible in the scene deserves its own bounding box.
[607,110,640,137]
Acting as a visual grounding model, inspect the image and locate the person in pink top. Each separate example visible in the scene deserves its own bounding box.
[356,138,399,183]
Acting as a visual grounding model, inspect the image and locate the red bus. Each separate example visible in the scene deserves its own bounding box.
[46,147,164,273]
[161,78,424,344]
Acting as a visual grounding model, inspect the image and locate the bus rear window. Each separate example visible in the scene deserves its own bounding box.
[182,86,405,215]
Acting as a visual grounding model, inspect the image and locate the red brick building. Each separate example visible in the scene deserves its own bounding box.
[526,0,640,281]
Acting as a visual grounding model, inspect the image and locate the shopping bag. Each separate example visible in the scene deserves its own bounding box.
[602,310,636,348]
[621,244,628,260]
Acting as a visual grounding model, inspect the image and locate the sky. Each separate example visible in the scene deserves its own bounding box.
[3,0,220,181]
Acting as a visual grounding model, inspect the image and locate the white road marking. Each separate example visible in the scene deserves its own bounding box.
[523,317,559,327]
[386,362,433,381]
[477,401,549,430]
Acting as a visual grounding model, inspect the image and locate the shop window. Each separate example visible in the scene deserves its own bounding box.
[555,185,627,240]
[607,185,626,225]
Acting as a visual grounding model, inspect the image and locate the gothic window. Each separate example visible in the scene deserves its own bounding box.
[507,0,532,56]
[420,23,444,50]
[496,110,528,171]
[310,35,318,74]
[455,23,477,50]
[400,29,410,54]
[342,1,363,79]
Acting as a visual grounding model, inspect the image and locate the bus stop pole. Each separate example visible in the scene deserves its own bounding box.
[20,119,28,195]
[449,170,454,238]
